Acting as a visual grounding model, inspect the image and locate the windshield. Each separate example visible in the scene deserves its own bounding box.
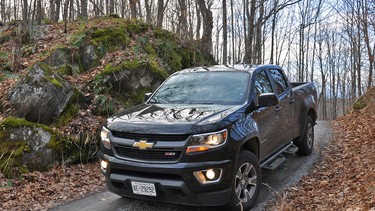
[149,71,250,105]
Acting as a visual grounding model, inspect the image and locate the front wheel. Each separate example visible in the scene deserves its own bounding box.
[229,151,261,210]
[295,115,314,155]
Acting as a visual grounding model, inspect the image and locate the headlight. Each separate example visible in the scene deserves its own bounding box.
[100,127,111,149]
[186,129,227,153]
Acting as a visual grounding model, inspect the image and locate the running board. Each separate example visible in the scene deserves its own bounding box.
[283,144,299,155]
[261,142,297,170]
[262,154,285,170]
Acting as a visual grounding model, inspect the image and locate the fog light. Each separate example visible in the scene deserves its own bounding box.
[100,160,108,172]
[193,168,222,184]
[206,169,215,180]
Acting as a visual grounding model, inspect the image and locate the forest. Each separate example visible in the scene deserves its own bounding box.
[0,1,374,210]
[1,0,374,120]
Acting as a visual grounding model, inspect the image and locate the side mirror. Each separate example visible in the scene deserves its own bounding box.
[258,93,279,108]
[144,92,152,102]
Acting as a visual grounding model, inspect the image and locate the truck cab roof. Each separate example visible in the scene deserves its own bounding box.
[176,64,282,74]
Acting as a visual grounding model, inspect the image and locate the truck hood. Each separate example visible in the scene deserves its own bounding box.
[106,103,241,134]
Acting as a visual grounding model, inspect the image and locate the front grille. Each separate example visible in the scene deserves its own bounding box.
[111,131,190,142]
[114,146,182,162]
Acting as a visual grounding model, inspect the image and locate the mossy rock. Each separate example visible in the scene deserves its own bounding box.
[104,60,142,75]
[0,117,97,178]
[7,62,76,125]
[353,96,367,110]
[44,47,85,75]
[90,26,130,52]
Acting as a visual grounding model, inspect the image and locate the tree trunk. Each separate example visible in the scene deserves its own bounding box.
[69,0,74,20]
[178,0,187,38]
[55,0,61,22]
[230,0,234,64]
[196,0,213,54]
[157,0,164,27]
[129,0,137,19]
[109,0,114,14]
[36,0,42,24]
[222,0,227,64]
[22,0,28,25]
[63,0,69,33]
[195,1,201,40]
[10,32,22,72]
[81,0,88,17]
[254,0,264,64]
[244,0,256,63]
[145,0,152,24]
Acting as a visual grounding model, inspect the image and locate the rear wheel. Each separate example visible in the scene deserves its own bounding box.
[295,115,314,155]
[229,151,261,210]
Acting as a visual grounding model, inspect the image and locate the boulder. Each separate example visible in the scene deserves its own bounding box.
[82,44,99,70]
[44,47,84,75]
[104,61,165,105]
[0,118,85,176]
[7,62,75,125]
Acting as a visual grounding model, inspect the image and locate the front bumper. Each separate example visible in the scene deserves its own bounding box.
[99,152,233,206]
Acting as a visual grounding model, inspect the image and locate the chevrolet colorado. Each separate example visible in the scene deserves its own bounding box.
[99,64,318,210]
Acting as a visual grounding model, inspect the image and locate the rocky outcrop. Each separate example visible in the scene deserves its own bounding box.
[104,61,166,105]
[81,44,99,70]
[44,47,84,75]
[0,118,88,176]
[7,63,75,125]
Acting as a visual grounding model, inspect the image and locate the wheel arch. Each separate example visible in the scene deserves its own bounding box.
[239,137,260,160]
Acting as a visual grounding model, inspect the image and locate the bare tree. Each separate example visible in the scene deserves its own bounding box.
[129,0,138,18]
[222,0,227,64]
[196,0,213,54]
[81,0,88,17]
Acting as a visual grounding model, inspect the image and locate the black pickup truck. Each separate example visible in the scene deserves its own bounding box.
[99,64,318,210]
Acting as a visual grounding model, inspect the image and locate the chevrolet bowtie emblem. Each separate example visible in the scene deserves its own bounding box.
[133,140,154,150]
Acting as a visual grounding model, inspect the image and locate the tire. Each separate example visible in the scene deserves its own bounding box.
[229,151,261,211]
[295,115,314,156]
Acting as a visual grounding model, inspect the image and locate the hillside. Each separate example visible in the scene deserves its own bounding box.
[0,16,215,209]
[271,87,375,210]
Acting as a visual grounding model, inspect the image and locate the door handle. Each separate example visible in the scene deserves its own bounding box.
[289,99,296,104]
[275,106,282,112]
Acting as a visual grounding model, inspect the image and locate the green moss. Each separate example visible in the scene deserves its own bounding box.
[54,103,79,127]
[1,117,54,133]
[180,49,192,68]
[134,86,148,104]
[353,96,366,110]
[152,27,174,40]
[70,31,87,47]
[50,78,63,87]
[168,51,183,72]
[104,60,142,74]
[144,43,156,55]
[57,64,73,75]
[36,62,68,87]
[125,20,149,34]
[147,60,168,79]
[0,139,29,178]
[91,27,130,51]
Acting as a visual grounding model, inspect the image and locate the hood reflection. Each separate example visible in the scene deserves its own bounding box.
[113,104,232,124]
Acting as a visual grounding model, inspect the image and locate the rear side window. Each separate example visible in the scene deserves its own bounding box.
[254,70,273,96]
[269,69,288,94]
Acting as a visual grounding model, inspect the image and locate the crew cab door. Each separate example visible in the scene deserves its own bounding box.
[251,69,279,159]
[266,68,295,146]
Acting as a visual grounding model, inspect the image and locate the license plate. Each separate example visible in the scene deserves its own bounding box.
[131,181,157,196]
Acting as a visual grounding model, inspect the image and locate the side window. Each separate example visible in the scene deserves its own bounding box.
[254,70,273,96]
[269,69,288,95]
